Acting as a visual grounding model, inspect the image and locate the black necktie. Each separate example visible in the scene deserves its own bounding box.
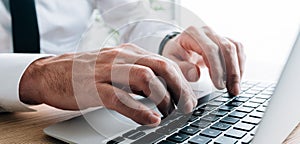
[10,0,40,53]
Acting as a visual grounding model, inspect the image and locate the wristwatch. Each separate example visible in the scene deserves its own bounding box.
[159,32,181,55]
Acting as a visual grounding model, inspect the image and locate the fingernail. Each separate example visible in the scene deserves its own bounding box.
[183,103,194,114]
[148,113,160,124]
[188,68,198,81]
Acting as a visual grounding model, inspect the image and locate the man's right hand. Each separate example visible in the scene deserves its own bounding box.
[19,43,197,126]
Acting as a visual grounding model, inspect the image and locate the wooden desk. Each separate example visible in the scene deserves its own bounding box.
[0,104,299,144]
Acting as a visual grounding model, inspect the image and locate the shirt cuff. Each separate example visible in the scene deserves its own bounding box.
[0,54,54,112]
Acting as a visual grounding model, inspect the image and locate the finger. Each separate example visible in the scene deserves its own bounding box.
[163,39,202,82]
[204,27,241,95]
[97,83,161,126]
[180,26,226,89]
[227,38,246,79]
[100,45,197,113]
[95,64,175,116]
[169,55,201,82]
[133,56,197,113]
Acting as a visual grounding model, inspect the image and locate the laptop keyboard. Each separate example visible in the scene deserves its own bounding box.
[107,81,276,144]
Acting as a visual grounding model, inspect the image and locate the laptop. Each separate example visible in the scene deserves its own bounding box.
[44,32,300,144]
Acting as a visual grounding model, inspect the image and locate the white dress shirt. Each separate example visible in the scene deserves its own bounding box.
[0,0,178,112]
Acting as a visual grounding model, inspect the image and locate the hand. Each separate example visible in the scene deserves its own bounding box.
[162,26,246,95]
[19,43,197,126]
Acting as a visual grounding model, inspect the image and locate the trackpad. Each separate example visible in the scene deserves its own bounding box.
[44,97,158,143]
[84,107,140,137]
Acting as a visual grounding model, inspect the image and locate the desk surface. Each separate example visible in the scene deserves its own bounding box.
[0,104,299,144]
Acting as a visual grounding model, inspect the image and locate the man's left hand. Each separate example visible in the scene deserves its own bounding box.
[162,26,246,96]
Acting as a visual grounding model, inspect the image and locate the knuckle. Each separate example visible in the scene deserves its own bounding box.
[105,49,120,57]
[237,42,244,48]
[228,73,240,83]
[202,26,213,34]
[155,59,170,71]
[222,41,236,54]
[106,94,119,110]
[187,26,198,32]
[100,47,113,52]
[120,43,137,48]
[240,69,245,75]
[206,43,219,53]
[131,109,140,119]
[137,67,155,84]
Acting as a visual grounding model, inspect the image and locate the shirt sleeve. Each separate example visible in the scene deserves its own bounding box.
[95,0,181,54]
[0,53,53,112]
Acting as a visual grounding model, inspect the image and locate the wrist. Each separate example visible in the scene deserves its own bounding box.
[159,32,181,55]
[19,57,49,105]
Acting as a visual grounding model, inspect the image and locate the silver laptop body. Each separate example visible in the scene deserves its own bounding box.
[44,32,300,144]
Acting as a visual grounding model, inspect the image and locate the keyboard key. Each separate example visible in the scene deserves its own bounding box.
[122,130,145,140]
[233,97,250,102]
[242,117,261,125]
[225,129,246,139]
[193,109,206,116]
[239,93,255,98]
[236,107,254,113]
[180,126,201,135]
[241,135,254,144]
[220,116,239,124]
[226,101,243,107]
[210,92,224,97]
[201,105,218,111]
[250,111,264,118]
[241,87,250,92]
[189,135,212,144]
[201,115,220,122]
[200,128,222,138]
[263,101,269,107]
[245,89,261,94]
[214,97,231,102]
[168,118,188,128]
[214,136,238,144]
[107,136,125,144]
[222,93,233,98]
[234,122,255,132]
[136,125,152,131]
[163,111,184,121]
[210,110,228,117]
[158,140,176,144]
[262,91,274,95]
[207,101,224,106]
[250,127,258,135]
[244,81,258,85]
[132,132,165,144]
[188,115,199,122]
[167,133,189,143]
[219,105,235,111]
[243,102,260,108]
[191,120,211,128]
[156,125,177,135]
[251,87,266,91]
[211,122,231,131]
[229,111,247,119]
[256,106,267,112]
[159,119,173,126]
[255,94,271,99]
[250,98,266,104]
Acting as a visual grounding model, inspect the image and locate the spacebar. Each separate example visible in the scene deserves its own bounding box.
[131,132,165,144]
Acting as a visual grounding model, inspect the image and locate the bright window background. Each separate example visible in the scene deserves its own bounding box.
[179,0,300,81]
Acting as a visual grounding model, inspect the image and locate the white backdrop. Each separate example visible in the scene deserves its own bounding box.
[179,0,300,81]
